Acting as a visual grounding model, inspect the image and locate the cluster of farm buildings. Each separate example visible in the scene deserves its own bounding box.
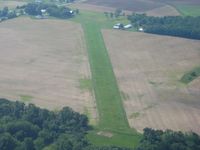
[113,23,144,31]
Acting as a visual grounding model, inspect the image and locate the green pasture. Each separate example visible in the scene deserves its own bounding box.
[175,5,200,16]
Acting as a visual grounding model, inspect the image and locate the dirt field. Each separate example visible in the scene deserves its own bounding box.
[0,17,97,123]
[0,1,26,9]
[102,30,200,133]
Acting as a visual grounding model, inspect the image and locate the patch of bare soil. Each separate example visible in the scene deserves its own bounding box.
[102,29,200,134]
[97,131,113,138]
[0,17,98,124]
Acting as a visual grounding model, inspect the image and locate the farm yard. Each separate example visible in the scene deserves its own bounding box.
[0,17,97,124]
[102,30,200,134]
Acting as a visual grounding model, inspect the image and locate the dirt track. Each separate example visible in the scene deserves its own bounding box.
[103,29,200,133]
[0,17,97,123]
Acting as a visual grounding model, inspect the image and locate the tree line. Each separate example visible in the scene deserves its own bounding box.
[0,99,132,150]
[0,7,17,21]
[0,98,89,150]
[128,13,200,40]
[104,9,126,19]
[136,128,200,150]
[21,3,75,19]
[1,99,200,150]
[0,2,77,23]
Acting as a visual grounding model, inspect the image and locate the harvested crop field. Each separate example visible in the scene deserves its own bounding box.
[159,0,200,5]
[102,30,200,134]
[0,17,97,123]
[70,3,132,15]
[84,0,165,12]
[70,3,115,13]
[83,0,180,16]
[0,1,26,9]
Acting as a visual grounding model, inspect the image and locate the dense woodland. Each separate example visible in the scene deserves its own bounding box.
[0,2,75,22]
[0,7,17,20]
[128,14,200,39]
[136,128,200,150]
[23,3,75,18]
[1,99,200,150]
[0,98,89,150]
[58,0,75,3]
[0,99,131,150]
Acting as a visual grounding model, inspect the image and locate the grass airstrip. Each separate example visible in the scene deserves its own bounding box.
[70,11,141,148]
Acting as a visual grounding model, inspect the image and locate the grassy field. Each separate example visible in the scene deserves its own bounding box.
[175,5,200,16]
[70,10,141,148]
[103,30,200,134]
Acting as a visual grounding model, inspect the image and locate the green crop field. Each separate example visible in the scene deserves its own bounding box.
[181,67,200,84]
[70,10,141,148]
[175,5,200,16]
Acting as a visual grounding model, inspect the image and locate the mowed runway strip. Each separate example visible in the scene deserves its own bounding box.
[0,17,97,122]
[102,30,200,134]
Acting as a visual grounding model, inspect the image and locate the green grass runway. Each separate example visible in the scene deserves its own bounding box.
[71,11,141,148]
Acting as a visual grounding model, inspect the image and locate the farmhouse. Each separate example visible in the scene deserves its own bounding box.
[113,25,120,29]
[41,9,46,13]
[35,9,49,19]
[139,27,144,32]
[35,0,42,3]
[113,23,133,30]
[124,24,132,29]
[113,23,124,29]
